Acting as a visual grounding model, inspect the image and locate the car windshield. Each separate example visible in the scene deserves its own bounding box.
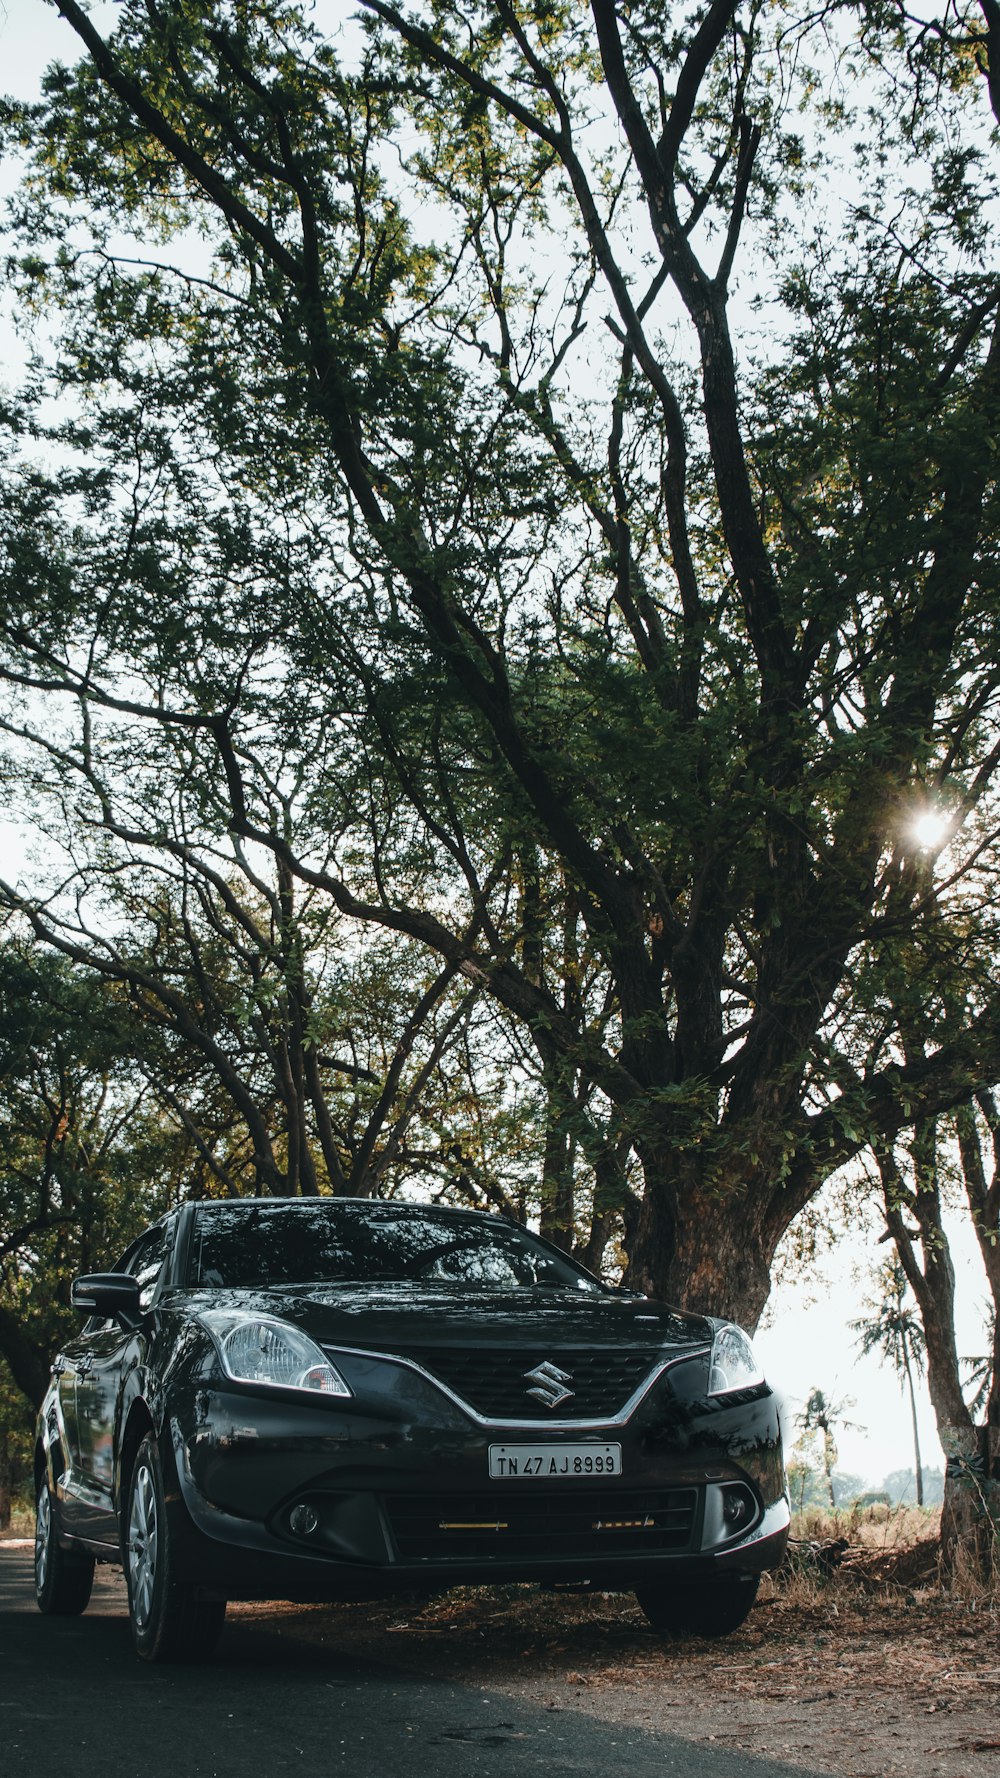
[190,1202,603,1292]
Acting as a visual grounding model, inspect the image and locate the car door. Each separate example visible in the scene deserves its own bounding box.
[47,1340,90,1526]
[73,1224,173,1546]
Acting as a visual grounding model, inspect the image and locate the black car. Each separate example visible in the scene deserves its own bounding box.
[34,1198,788,1661]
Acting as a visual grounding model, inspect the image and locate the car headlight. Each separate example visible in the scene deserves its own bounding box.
[708,1324,764,1396]
[199,1311,352,1398]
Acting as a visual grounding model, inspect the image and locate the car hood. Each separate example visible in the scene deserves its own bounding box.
[180,1283,715,1355]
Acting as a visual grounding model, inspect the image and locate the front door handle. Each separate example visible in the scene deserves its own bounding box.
[76,1354,94,1377]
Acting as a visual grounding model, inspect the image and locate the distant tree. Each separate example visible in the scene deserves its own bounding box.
[785,1453,866,1514]
[881,1467,945,1509]
[830,1474,868,1510]
[795,1389,863,1511]
[785,1458,828,1516]
[853,1260,928,1506]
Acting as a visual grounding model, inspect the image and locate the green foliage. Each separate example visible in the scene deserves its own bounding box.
[1,0,1000,1326]
[0,1358,34,1527]
[852,1261,927,1383]
[786,1458,868,1513]
[0,943,184,1407]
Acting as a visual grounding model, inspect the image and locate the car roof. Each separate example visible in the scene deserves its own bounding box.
[191,1198,507,1219]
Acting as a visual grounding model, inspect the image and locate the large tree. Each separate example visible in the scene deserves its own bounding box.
[1,0,1000,1325]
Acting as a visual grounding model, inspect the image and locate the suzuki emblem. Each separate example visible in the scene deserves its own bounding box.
[524,1360,576,1410]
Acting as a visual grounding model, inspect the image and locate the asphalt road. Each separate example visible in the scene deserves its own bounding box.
[1,1545,826,1778]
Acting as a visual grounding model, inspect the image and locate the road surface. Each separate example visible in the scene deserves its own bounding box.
[0,1545,825,1777]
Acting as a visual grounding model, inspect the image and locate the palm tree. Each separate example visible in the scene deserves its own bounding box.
[852,1260,928,1506]
[795,1388,861,1509]
[962,1304,997,1420]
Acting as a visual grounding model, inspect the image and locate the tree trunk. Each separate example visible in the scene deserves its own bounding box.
[823,1438,836,1511]
[902,1347,924,1507]
[628,1149,774,1330]
[880,1138,996,1580]
[940,1424,995,1578]
[538,1091,575,1254]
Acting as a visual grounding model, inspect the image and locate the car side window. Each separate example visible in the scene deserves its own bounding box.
[113,1238,143,1277]
[129,1225,172,1312]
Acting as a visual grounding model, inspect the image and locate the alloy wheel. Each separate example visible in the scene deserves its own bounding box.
[34,1485,51,1593]
[128,1462,158,1629]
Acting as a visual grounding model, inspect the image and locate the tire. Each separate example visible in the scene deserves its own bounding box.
[124,1433,226,1663]
[635,1574,759,1638]
[34,1473,95,1616]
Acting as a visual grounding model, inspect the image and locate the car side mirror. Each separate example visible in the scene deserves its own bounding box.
[71,1273,142,1324]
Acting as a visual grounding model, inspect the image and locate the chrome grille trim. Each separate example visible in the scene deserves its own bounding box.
[320,1342,711,1429]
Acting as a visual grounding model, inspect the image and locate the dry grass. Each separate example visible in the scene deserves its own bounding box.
[3,1500,34,1540]
[793,1501,936,1548]
[777,1502,1000,1612]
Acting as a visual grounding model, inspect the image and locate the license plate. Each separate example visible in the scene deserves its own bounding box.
[489,1442,622,1479]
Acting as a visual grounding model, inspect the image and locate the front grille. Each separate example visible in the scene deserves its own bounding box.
[394,1347,662,1420]
[384,1487,698,1563]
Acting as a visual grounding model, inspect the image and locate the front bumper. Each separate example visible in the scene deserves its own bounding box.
[168,1372,789,1602]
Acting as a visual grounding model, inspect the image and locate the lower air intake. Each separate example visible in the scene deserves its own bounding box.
[384,1486,698,1562]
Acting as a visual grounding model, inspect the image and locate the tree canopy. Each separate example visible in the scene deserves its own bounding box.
[1,0,999,1327]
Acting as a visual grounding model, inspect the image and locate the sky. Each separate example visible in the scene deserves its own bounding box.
[0,0,992,1493]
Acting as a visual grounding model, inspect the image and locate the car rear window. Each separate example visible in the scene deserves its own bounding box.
[190,1202,602,1292]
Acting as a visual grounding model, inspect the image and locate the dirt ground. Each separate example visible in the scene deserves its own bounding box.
[227,1542,1000,1778]
[6,1520,1000,1777]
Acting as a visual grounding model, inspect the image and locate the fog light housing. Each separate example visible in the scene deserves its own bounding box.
[724,1488,752,1525]
[289,1502,320,1538]
[701,1480,760,1550]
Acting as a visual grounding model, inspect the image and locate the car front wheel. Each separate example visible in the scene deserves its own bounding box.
[635,1574,759,1638]
[125,1433,226,1662]
[34,1474,95,1616]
